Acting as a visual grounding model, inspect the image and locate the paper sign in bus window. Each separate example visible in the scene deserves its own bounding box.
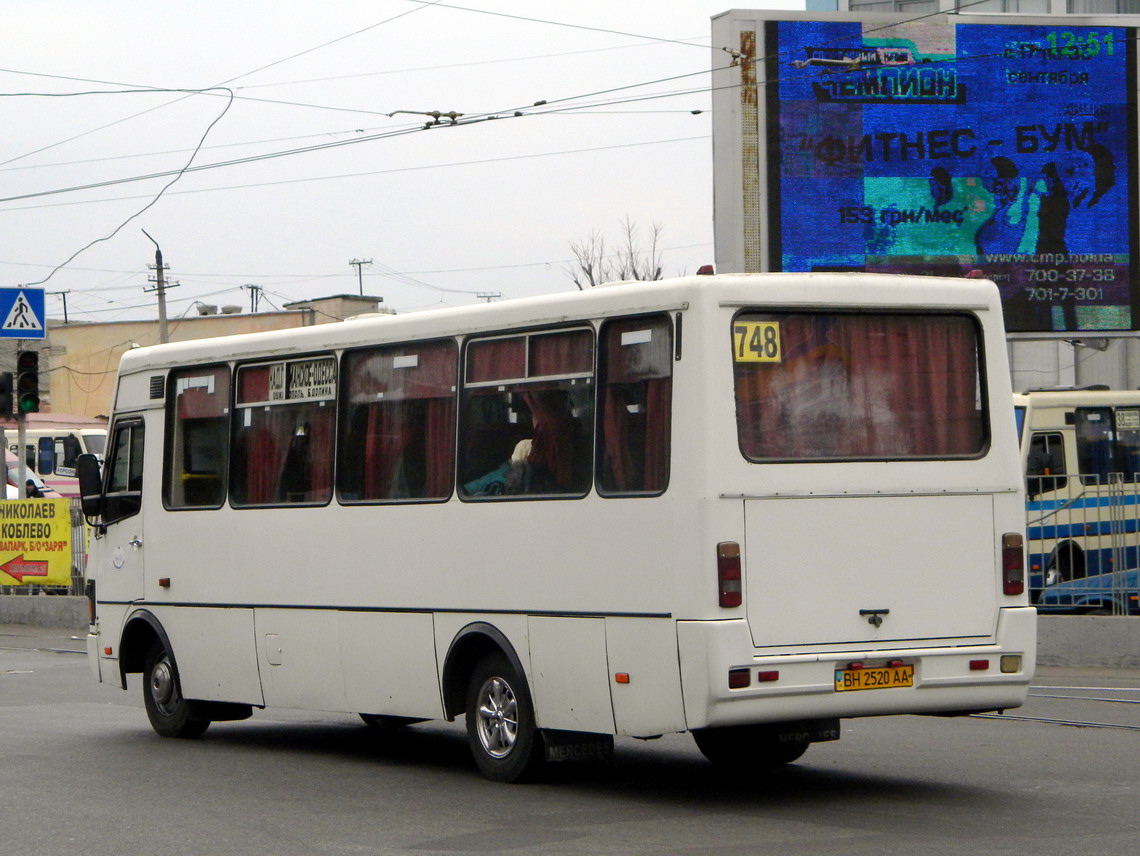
[733,321,782,363]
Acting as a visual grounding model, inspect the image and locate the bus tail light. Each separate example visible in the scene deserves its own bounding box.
[717,542,742,608]
[1002,533,1025,596]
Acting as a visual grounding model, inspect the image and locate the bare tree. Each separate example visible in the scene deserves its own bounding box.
[567,217,664,289]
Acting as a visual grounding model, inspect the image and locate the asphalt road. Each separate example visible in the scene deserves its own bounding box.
[2,624,1137,856]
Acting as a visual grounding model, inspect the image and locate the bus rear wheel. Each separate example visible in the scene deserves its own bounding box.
[142,641,209,739]
[465,652,545,783]
[692,725,809,768]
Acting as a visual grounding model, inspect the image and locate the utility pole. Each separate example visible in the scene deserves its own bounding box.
[142,230,178,344]
[48,290,70,323]
[349,258,371,296]
[243,283,263,313]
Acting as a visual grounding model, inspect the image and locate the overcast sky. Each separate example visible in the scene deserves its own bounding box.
[1,1,805,325]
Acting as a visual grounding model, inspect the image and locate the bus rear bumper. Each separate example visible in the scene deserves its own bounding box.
[677,607,1037,730]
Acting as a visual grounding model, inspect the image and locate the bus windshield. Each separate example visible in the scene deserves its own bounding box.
[732,312,985,461]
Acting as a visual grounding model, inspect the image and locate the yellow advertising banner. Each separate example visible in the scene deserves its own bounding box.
[0,498,73,586]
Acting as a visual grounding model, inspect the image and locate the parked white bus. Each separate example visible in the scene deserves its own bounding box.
[4,419,107,497]
[1016,387,1140,608]
[79,273,1034,781]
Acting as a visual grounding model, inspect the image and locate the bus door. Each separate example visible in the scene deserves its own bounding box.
[96,416,147,604]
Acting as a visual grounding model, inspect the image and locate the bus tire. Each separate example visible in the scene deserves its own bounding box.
[142,641,209,739]
[692,725,809,768]
[465,652,545,783]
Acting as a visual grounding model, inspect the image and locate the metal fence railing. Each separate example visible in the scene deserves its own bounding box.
[1026,471,1140,616]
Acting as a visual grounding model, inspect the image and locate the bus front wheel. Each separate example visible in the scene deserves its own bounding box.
[142,641,209,739]
[465,652,545,783]
[692,725,809,768]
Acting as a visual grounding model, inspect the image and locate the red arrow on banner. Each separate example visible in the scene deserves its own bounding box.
[1,554,50,583]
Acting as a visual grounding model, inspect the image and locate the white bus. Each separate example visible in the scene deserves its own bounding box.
[5,421,107,497]
[79,273,1034,782]
[1016,388,1140,609]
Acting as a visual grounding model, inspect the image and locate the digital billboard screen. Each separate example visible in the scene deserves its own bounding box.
[767,17,1138,333]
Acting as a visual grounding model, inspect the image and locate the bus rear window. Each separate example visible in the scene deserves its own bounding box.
[732,312,985,461]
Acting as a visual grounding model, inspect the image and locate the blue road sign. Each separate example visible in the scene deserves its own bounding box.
[0,288,46,339]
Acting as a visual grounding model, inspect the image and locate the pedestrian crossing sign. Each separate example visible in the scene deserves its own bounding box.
[0,288,46,339]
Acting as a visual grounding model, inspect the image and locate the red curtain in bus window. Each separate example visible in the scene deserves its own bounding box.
[244,407,293,503]
[529,330,593,376]
[365,397,457,499]
[735,314,980,460]
[362,403,412,498]
[833,314,980,457]
[237,365,272,403]
[400,342,458,399]
[177,367,230,418]
[600,318,672,492]
[350,343,456,500]
[423,397,456,496]
[307,405,335,501]
[643,379,672,490]
[521,390,577,490]
[466,336,525,383]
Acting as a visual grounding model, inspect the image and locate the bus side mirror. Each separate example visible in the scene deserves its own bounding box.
[77,453,103,519]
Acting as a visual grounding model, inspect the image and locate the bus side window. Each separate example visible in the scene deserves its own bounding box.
[164,365,231,509]
[61,434,82,470]
[1026,432,1066,497]
[459,329,594,499]
[338,340,457,502]
[1075,407,1115,485]
[1114,407,1140,481]
[597,315,672,495]
[104,420,145,525]
[231,357,336,507]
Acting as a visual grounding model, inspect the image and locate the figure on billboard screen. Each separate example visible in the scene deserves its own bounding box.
[1036,143,1115,255]
[975,157,1033,255]
[928,166,953,210]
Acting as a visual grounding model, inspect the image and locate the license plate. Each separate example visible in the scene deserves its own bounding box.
[834,664,914,692]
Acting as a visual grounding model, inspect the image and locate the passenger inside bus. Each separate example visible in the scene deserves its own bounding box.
[462,389,583,496]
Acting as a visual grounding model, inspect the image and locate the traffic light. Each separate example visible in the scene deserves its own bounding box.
[0,372,11,415]
[16,350,39,414]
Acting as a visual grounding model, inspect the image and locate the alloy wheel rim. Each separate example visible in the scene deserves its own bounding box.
[475,676,518,758]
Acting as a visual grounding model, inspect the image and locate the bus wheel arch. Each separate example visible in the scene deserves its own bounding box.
[1046,540,1086,583]
[118,609,172,691]
[442,623,546,782]
[441,622,528,721]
